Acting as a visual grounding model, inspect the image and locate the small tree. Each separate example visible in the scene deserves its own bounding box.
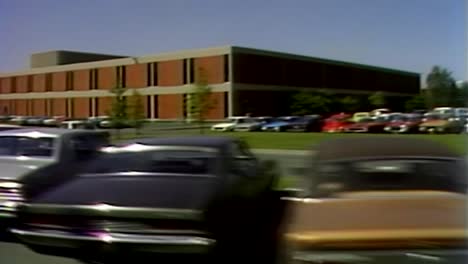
[339,96,360,112]
[426,66,458,107]
[404,94,426,112]
[188,67,217,134]
[107,80,128,138]
[368,91,386,108]
[128,89,146,135]
[290,90,334,115]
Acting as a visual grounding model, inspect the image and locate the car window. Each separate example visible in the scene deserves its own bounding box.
[310,159,466,197]
[0,136,55,157]
[84,150,217,175]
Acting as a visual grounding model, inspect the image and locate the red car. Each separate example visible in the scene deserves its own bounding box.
[384,114,422,133]
[322,113,354,133]
[344,116,389,133]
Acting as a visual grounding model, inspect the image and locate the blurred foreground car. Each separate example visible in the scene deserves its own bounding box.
[11,136,285,263]
[281,137,467,264]
[383,114,422,133]
[322,113,353,133]
[0,128,110,229]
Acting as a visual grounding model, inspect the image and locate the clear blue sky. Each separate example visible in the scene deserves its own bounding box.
[0,0,466,83]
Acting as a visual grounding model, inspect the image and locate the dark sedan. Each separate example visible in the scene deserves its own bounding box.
[262,116,322,132]
[11,136,286,263]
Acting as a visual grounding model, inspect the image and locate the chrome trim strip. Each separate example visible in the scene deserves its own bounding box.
[80,172,216,178]
[101,144,220,154]
[18,204,203,220]
[11,228,215,246]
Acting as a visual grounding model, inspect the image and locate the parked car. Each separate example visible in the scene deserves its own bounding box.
[384,113,422,133]
[9,116,28,125]
[350,112,370,122]
[321,113,354,133]
[11,136,285,263]
[233,116,274,132]
[24,116,48,126]
[59,120,97,130]
[419,113,464,134]
[0,124,22,131]
[0,128,110,230]
[369,108,391,117]
[344,116,388,133]
[211,116,253,132]
[43,116,66,127]
[262,116,322,132]
[281,136,467,264]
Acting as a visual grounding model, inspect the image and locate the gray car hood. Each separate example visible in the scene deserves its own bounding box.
[0,158,54,181]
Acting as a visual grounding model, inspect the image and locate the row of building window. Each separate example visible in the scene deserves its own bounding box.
[1,55,230,93]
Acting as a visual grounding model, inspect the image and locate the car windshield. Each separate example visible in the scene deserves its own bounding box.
[309,159,465,197]
[358,118,374,123]
[85,149,217,175]
[0,136,55,157]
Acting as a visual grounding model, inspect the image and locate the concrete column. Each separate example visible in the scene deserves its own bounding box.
[150,94,155,119]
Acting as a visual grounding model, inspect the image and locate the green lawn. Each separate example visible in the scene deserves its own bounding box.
[114,129,468,154]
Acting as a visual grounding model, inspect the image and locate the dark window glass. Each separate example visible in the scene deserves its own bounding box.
[0,136,55,157]
[183,59,188,84]
[223,92,229,118]
[85,150,216,174]
[310,159,466,197]
[146,63,152,86]
[146,95,151,119]
[189,58,195,83]
[153,62,158,86]
[223,55,229,82]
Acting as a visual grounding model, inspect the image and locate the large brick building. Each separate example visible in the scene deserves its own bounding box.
[0,46,420,119]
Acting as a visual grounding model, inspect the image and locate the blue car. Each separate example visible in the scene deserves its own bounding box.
[261,116,322,132]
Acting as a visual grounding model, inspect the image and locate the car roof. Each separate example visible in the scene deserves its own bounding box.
[122,136,237,148]
[313,136,460,161]
[0,127,109,137]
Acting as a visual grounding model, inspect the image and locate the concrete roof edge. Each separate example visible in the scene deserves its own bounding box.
[0,45,233,77]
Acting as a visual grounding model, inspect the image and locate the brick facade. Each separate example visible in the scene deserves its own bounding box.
[126,64,147,88]
[194,56,225,84]
[52,72,67,91]
[74,70,90,90]
[32,74,47,92]
[51,98,67,116]
[157,60,184,86]
[158,94,183,119]
[98,67,116,90]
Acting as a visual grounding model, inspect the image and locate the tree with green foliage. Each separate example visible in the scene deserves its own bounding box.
[339,95,360,112]
[290,90,334,115]
[368,91,386,108]
[455,81,468,107]
[188,67,217,134]
[426,66,458,107]
[404,94,426,112]
[107,80,128,138]
[128,89,146,135]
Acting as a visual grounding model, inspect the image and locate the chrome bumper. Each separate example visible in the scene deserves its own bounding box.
[11,228,215,254]
[291,249,468,263]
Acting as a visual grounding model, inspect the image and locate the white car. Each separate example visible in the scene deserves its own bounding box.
[211,117,253,132]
